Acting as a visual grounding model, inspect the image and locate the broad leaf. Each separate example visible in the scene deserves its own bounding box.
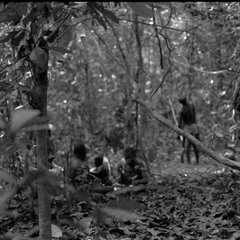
[22,12,39,26]
[0,116,7,130]
[10,2,28,16]
[107,185,147,197]
[78,217,92,231]
[0,31,21,44]
[127,2,153,18]
[0,140,12,157]
[0,188,18,217]
[0,170,15,185]
[107,200,141,211]
[11,30,26,48]
[47,29,59,43]
[57,217,92,232]
[15,137,33,149]
[95,15,107,30]
[49,46,72,54]
[100,207,142,222]
[51,224,63,238]
[146,2,171,10]
[10,108,41,133]
[101,8,119,23]
[0,7,20,24]
[1,142,22,159]
[29,47,48,70]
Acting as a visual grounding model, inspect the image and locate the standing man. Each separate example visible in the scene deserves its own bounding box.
[178,97,200,164]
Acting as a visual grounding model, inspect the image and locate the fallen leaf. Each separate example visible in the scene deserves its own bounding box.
[10,108,40,133]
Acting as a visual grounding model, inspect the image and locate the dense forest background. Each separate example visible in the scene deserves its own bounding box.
[46,1,240,166]
[1,2,240,166]
[2,2,240,240]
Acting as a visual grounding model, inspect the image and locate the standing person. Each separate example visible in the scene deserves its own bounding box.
[178,97,200,164]
[117,147,148,186]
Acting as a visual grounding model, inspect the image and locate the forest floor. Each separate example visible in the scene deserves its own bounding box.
[2,156,240,240]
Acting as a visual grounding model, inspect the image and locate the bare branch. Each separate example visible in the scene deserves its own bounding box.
[169,57,231,75]
[149,65,172,100]
[167,95,178,126]
[191,32,240,61]
[152,4,163,69]
[85,25,126,70]
[118,17,186,32]
[105,18,131,76]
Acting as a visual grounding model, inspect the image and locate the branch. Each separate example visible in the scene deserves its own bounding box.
[149,65,172,100]
[167,95,178,126]
[152,5,163,69]
[105,18,131,76]
[85,24,126,70]
[169,57,229,75]
[134,97,240,171]
[104,17,135,97]
[118,17,186,32]
[191,32,240,61]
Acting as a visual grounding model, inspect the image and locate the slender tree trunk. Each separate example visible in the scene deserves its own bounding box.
[29,39,51,239]
[134,16,151,173]
[35,70,51,240]
[85,63,94,134]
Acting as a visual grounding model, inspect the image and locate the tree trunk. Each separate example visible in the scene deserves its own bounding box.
[134,16,151,173]
[33,55,51,239]
[85,63,94,134]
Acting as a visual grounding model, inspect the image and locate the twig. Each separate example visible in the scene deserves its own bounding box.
[152,4,163,69]
[104,17,134,100]
[167,95,178,126]
[150,65,172,100]
[85,24,126,70]
[118,17,192,32]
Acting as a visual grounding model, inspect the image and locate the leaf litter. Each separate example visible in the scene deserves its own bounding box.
[1,160,240,239]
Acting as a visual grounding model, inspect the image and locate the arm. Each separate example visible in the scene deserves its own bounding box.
[91,165,104,174]
[117,160,124,174]
[132,163,148,185]
[177,112,183,141]
[69,168,76,181]
[178,112,183,129]
[190,103,197,123]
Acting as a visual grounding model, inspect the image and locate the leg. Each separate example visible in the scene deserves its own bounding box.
[181,137,185,163]
[193,133,200,164]
[185,139,191,164]
[193,144,199,164]
[181,150,184,163]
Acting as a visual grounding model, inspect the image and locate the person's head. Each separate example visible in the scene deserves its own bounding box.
[94,155,103,167]
[48,129,51,137]
[73,143,87,161]
[124,147,137,167]
[179,97,187,105]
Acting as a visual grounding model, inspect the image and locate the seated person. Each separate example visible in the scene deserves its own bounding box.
[70,143,94,186]
[117,147,148,186]
[90,155,112,186]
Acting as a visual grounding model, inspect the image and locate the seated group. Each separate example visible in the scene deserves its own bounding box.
[69,143,148,188]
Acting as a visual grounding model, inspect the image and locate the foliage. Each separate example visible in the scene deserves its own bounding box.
[42,2,240,164]
[1,1,240,239]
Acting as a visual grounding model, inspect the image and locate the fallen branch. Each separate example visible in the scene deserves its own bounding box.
[134,98,240,171]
